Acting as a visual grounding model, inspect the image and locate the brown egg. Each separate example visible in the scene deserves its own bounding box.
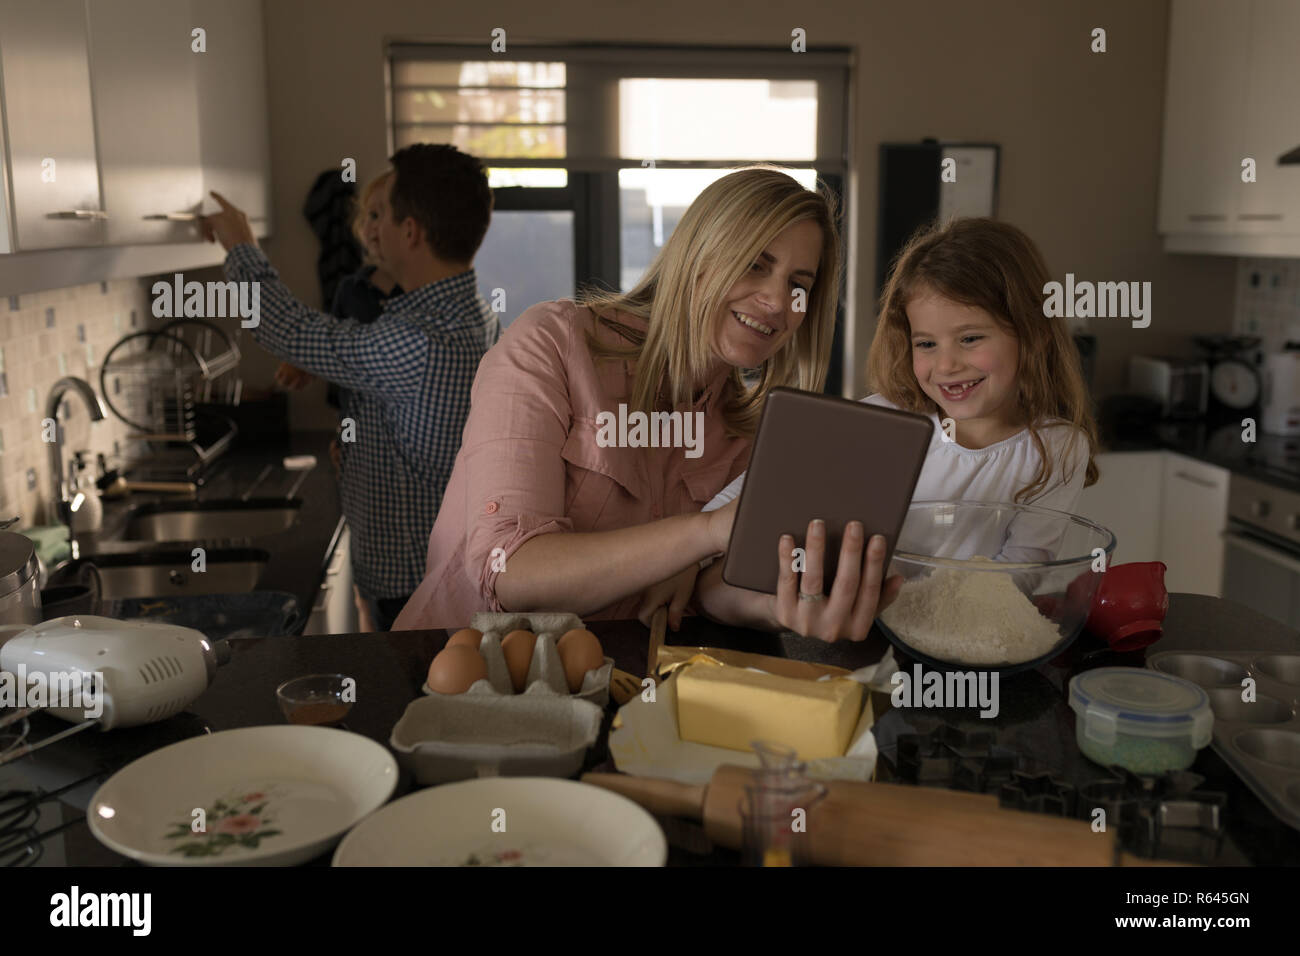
[427,645,488,694]
[445,627,483,651]
[501,629,536,693]
[556,628,604,693]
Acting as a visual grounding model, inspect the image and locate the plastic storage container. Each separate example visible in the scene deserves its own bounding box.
[1068,667,1213,774]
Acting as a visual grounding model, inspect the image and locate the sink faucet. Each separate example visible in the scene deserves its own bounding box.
[45,377,106,537]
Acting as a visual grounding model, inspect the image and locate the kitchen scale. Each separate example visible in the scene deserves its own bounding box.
[1196,336,1262,425]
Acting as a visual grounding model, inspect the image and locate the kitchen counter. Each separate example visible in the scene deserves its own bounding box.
[1107,420,1300,493]
[5,593,1298,867]
[73,430,344,634]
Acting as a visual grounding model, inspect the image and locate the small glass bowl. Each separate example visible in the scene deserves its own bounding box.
[275,674,353,726]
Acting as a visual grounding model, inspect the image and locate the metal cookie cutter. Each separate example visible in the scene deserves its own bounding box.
[998,770,1078,816]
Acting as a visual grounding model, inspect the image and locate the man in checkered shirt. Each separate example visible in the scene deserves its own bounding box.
[201,144,499,630]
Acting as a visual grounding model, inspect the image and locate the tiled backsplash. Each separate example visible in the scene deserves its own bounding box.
[0,279,153,528]
[1235,257,1300,351]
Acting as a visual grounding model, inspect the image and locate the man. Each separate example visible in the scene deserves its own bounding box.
[201,144,499,630]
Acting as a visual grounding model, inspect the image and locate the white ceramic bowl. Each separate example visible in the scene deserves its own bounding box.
[332,777,666,866]
[88,726,398,866]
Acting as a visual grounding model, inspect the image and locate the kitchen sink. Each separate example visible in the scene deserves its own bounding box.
[83,548,270,599]
[123,498,302,542]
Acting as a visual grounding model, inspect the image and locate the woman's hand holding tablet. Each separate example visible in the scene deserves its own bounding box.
[695,513,904,642]
[775,518,904,642]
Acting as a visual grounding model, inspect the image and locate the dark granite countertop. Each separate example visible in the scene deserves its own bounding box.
[72,431,343,634]
[5,593,1298,867]
[1105,420,1300,493]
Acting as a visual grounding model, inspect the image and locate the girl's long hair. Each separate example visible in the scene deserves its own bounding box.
[577,166,842,437]
[867,217,1099,501]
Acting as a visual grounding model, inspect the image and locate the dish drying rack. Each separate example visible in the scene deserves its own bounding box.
[99,319,243,467]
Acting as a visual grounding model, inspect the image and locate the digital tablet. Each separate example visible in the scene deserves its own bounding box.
[722,387,932,594]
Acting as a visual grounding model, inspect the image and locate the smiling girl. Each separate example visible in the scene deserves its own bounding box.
[865,217,1098,510]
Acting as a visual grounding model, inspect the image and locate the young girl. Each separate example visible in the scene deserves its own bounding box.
[648,218,1100,629]
[273,171,402,393]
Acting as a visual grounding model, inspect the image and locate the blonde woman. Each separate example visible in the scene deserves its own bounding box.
[273,171,403,393]
[394,166,899,642]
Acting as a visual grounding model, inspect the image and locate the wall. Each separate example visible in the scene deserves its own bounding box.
[1235,257,1300,351]
[0,279,153,528]
[253,0,1237,427]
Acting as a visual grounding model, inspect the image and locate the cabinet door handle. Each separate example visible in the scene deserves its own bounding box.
[1187,213,1228,222]
[1174,469,1219,490]
[48,209,108,220]
[143,212,200,221]
[312,583,332,612]
[1237,213,1284,221]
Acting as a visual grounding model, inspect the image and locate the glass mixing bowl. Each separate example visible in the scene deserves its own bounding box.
[876,501,1116,674]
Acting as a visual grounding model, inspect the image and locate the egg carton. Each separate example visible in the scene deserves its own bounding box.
[394,612,613,785]
[391,693,604,785]
[420,611,613,707]
[1148,649,1300,832]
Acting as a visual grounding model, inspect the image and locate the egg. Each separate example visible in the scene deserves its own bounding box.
[556,628,604,693]
[446,627,483,651]
[501,629,536,693]
[426,645,488,694]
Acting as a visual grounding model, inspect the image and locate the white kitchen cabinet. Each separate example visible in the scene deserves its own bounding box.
[192,0,273,231]
[0,0,108,251]
[1074,451,1164,564]
[1235,0,1300,237]
[87,0,206,246]
[1158,0,1300,254]
[1156,0,1250,237]
[1159,453,1230,596]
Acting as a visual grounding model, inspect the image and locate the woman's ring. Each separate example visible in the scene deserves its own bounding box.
[798,591,826,602]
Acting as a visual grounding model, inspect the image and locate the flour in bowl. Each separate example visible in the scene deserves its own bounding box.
[879,562,1063,666]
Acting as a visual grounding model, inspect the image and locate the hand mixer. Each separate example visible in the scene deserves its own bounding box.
[0,615,225,766]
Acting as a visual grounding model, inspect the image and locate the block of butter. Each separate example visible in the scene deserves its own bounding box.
[675,661,864,760]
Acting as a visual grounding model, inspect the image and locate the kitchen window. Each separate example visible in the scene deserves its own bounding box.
[387,44,853,395]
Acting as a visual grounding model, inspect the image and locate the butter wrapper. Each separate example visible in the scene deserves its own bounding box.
[608,662,881,786]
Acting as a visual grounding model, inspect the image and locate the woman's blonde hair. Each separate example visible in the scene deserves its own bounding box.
[577,166,841,437]
[867,217,1099,501]
[351,171,393,258]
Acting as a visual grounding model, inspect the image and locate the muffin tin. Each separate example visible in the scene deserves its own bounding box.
[1148,649,1300,830]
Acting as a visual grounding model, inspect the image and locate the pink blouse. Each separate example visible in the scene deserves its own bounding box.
[393,299,752,631]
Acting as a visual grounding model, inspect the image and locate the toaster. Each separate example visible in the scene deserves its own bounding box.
[1128,356,1208,419]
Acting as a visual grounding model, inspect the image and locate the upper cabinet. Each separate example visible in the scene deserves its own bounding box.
[192,0,272,230]
[1158,0,1300,255]
[87,0,206,245]
[0,0,270,255]
[0,0,108,251]
[1236,0,1300,236]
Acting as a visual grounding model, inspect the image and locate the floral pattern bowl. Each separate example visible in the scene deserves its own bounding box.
[88,726,397,866]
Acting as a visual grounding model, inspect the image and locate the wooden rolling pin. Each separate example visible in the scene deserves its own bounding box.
[582,766,1177,866]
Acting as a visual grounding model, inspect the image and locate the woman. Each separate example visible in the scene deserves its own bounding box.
[393,166,899,641]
